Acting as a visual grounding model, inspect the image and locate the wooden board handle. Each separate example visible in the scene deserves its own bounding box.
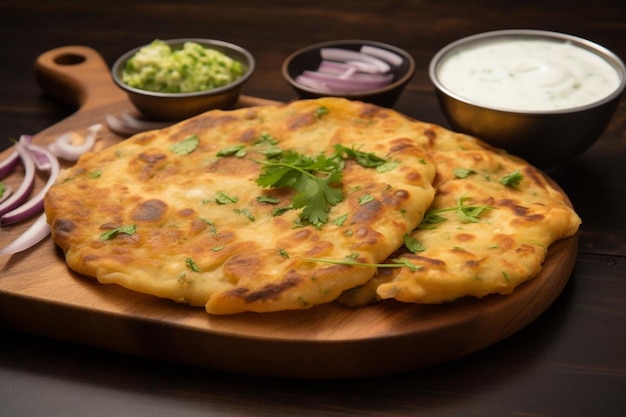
[34,45,127,111]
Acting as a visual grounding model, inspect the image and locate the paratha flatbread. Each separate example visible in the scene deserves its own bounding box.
[44,98,437,314]
[338,124,581,306]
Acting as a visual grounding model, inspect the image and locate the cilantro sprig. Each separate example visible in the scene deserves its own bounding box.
[256,150,344,227]
[500,170,524,189]
[99,224,136,241]
[419,195,495,229]
[170,134,199,155]
[333,144,387,168]
[304,256,421,272]
[217,137,391,228]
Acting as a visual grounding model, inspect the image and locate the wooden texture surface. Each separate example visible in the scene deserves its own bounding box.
[0,45,578,378]
[1,1,624,415]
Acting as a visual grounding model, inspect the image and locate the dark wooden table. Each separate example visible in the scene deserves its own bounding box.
[1,1,625,416]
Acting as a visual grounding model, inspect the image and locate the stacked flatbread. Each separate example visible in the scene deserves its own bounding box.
[44,98,581,314]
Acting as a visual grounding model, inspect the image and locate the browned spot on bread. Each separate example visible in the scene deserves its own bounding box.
[407,254,446,267]
[423,128,437,143]
[179,114,238,134]
[492,234,516,250]
[287,112,316,130]
[207,156,259,175]
[463,259,482,269]
[456,233,476,242]
[134,152,168,180]
[228,275,303,303]
[381,189,410,209]
[178,208,195,217]
[238,127,258,143]
[131,199,167,222]
[351,199,384,223]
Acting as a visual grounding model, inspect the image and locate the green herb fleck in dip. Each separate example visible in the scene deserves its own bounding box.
[122,39,244,93]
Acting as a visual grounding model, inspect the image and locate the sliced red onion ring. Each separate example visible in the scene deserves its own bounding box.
[317,60,360,75]
[105,113,140,136]
[18,134,33,147]
[0,213,50,256]
[0,150,19,179]
[106,112,172,136]
[294,75,330,91]
[343,60,380,74]
[300,70,393,92]
[121,111,172,131]
[294,45,406,94]
[360,45,404,66]
[0,185,12,204]
[48,123,102,161]
[320,48,391,73]
[0,143,35,217]
[1,145,60,225]
[303,70,393,85]
[26,144,52,171]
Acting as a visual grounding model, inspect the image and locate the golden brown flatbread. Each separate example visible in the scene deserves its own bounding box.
[44,98,437,314]
[338,124,581,306]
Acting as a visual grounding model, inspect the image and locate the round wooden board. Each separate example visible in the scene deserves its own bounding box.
[119,233,577,379]
[0,46,579,379]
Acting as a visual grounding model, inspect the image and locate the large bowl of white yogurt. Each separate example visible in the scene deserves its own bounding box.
[429,29,625,169]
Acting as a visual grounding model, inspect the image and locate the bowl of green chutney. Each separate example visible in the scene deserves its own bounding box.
[112,38,255,121]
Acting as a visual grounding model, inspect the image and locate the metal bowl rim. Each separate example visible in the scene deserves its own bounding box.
[111,38,255,98]
[428,29,626,115]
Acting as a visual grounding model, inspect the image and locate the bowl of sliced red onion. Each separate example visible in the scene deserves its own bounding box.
[282,40,415,107]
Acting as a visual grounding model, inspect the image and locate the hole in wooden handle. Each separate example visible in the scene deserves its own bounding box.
[53,53,87,66]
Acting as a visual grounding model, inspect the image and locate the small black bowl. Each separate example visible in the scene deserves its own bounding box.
[282,40,415,108]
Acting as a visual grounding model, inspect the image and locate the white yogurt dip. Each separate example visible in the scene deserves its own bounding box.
[437,38,621,111]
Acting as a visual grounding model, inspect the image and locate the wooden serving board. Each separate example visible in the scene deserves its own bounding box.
[0,46,578,379]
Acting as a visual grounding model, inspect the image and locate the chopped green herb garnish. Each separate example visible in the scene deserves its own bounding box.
[315,106,329,118]
[278,248,290,258]
[419,195,495,229]
[99,224,136,241]
[217,144,246,157]
[403,233,426,253]
[199,217,217,237]
[453,168,476,179]
[333,213,349,226]
[376,160,401,173]
[418,211,448,229]
[185,257,200,272]
[214,191,238,205]
[0,182,5,199]
[272,205,293,216]
[358,194,375,205]
[212,245,225,252]
[500,170,524,189]
[455,195,494,223]
[254,133,279,145]
[170,134,199,155]
[256,195,280,204]
[334,144,387,168]
[234,208,255,221]
[89,169,102,179]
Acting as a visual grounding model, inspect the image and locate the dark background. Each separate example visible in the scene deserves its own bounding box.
[1,1,625,416]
